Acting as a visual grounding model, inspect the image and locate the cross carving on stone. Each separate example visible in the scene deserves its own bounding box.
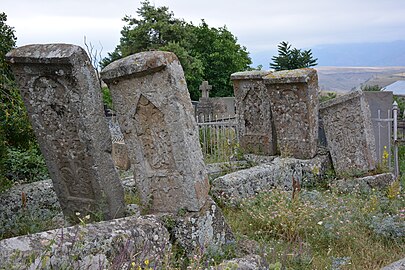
[199,81,212,98]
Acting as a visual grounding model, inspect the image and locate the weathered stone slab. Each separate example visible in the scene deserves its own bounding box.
[381,257,405,270]
[158,197,234,253]
[320,90,377,176]
[6,44,125,221]
[0,215,171,269]
[231,70,276,155]
[101,51,209,213]
[330,172,396,194]
[364,91,393,164]
[263,68,319,159]
[211,154,331,206]
[112,142,131,170]
[214,255,268,270]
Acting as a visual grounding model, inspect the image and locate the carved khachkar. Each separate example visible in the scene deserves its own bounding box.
[320,90,377,176]
[264,68,319,159]
[101,51,210,213]
[6,44,126,221]
[231,71,277,155]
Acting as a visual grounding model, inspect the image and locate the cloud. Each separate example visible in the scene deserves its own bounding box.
[3,0,405,59]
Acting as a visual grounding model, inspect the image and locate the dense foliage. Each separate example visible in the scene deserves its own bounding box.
[270,41,317,71]
[0,13,48,190]
[101,1,251,100]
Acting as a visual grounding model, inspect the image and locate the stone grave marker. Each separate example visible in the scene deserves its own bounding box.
[231,70,277,155]
[264,68,319,159]
[320,90,377,176]
[199,80,212,99]
[101,51,210,213]
[6,44,126,220]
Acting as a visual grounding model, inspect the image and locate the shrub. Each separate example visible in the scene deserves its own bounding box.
[4,145,48,185]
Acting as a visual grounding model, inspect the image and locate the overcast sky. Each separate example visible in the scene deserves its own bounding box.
[3,0,405,66]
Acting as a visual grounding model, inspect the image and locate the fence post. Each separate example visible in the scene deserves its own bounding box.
[393,101,399,177]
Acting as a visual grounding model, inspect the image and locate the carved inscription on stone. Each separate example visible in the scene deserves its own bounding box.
[33,77,95,201]
[264,69,319,159]
[243,86,265,134]
[231,70,276,156]
[320,91,377,176]
[134,95,174,171]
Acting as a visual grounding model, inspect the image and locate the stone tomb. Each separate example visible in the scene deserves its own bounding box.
[264,68,319,159]
[6,44,126,220]
[231,70,277,155]
[101,51,210,213]
[320,90,377,176]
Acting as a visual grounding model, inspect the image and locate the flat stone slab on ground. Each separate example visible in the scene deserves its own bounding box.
[157,197,235,254]
[0,215,171,269]
[211,154,331,206]
[330,172,396,193]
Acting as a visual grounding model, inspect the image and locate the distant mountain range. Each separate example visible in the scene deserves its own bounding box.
[250,40,405,68]
[250,40,405,92]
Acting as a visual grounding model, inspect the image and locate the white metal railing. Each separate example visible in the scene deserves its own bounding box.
[196,115,239,163]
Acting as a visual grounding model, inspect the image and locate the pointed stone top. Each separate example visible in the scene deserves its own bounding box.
[319,90,363,111]
[101,51,179,82]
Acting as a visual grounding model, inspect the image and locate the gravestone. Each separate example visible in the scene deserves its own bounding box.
[101,51,210,213]
[320,90,377,176]
[231,70,277,155]
[263,68,319,159]
[199,80,212,98]
[364,91,393,164]
[6,44,126,220]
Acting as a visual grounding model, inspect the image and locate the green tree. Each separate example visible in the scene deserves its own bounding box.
[361,84,382,91]
[270,41,317,71]
[102,1,251,99]
[0,12,47,189]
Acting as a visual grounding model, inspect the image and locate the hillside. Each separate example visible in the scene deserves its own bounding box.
[316,66,405,92]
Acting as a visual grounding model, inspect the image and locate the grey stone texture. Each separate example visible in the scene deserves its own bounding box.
[263,68,319,159]
[320,90,377,176]
[158,197,235,254]
[112,142,131,170]
[211,154,331,206]
[231,70,277,155]
[0,215,171,269]
[101,51,209,213]
[364,91,394,164]
[214,255,268,270]
[0,178,141,238]
[381,257,405,270]
[330,172,396,194]
[6,44,125,221]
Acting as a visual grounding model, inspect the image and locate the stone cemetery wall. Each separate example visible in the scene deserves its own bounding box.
[101,51,210,213]
[264,68,319,159]
[231,70,277,155]
[364,91,393,164]
[6,44,125,221]
[320,90,377,176]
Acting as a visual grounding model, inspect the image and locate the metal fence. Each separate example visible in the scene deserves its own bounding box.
[196,115,239,163]
[372,102,400,176]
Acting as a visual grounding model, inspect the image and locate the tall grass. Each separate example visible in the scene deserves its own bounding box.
[224,188,405,269]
